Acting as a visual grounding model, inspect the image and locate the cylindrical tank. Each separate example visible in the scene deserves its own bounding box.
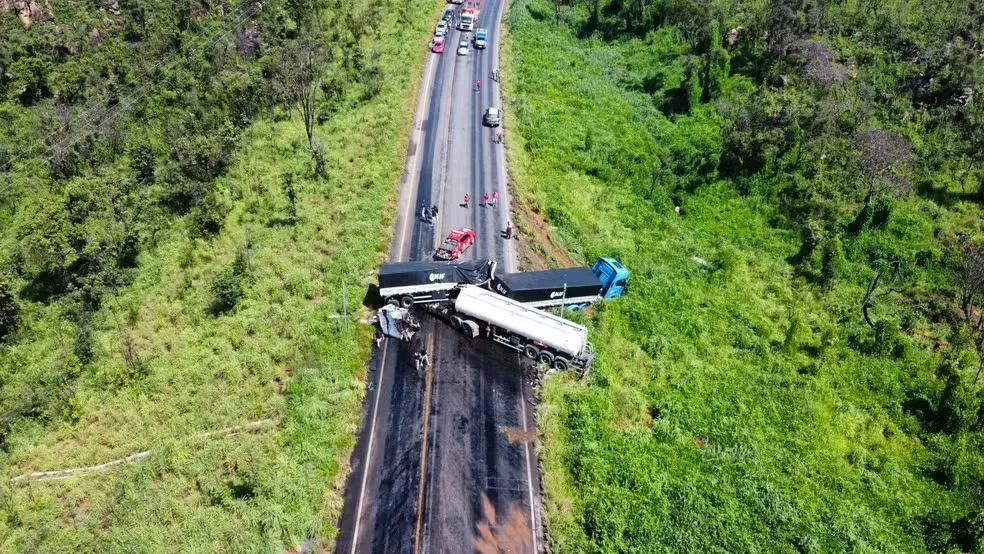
[453,285,588,357]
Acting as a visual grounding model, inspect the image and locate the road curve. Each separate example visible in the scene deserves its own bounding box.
[334,0,543,552]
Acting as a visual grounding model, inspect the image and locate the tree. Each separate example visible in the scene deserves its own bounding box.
[192,192,227,238]
[0,277,19,343]
[129,142,156,184]
[665,0,716,53]
[45,104,90,180]
[820,235,845,288]
[788,40,849,86]
[955,244,984,382]
[9,56,52,105]
[209,251,251,316]
[233,27,262,58]
[850,129,912,233]
[855,129,913,180]
[277,38,325,151]
[0,144,10,191]
[282,172,298,224]
[311,140,328,180]
[765,0,823,55]
[861,259,907,329]
[957,244,984,324]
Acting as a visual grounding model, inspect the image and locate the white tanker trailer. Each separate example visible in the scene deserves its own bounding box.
[430,285,594,372]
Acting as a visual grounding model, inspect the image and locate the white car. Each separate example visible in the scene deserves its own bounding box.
[483,107,501,127]
[435,21,448,37]
[457,40,468,56]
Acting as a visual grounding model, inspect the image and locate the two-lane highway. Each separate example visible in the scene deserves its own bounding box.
[335,0,542,552]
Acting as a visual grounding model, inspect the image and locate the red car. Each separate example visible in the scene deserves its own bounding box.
[435,227,475,260]
[431,37,445,54]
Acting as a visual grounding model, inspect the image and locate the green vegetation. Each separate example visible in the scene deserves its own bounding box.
[0,0,437,550]
[504,0,984,551]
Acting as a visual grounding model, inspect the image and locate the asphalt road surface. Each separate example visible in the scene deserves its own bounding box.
[334,0,543,552]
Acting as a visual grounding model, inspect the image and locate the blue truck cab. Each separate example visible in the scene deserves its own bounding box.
[592,257,630,299]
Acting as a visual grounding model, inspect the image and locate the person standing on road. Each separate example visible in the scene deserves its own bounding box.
[495,128,503,144]
[464,193,471,207]
[475,80,481,92]
[483,192,490,206]
[492,191,499,207]
[505,220,513,239]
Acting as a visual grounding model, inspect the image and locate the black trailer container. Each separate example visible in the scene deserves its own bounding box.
[491,267,602,308]
[378,259,494,307]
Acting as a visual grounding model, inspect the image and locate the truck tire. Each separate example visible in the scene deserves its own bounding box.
[522,345,539,360]
[538,351,554,365]
[450,316,463,330]
[400,295,414,308]
[386,297,400,307]
[552,357,570,371]
[461,320,480,338]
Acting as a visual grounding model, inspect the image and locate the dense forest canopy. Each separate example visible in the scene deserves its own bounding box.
[0,0,434,549]
[504,0,984,551]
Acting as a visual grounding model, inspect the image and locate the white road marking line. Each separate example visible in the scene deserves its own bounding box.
[518,363,539,554]
[397,52,440,262]
[420,32,459,554]
[352,45,440,554]
[489,0,538,549]
[350,340,390,554]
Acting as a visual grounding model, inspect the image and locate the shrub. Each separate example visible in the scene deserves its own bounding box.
[130,142,157,184]
[209,251,251,316]
[0,277,19,343]
[872,196,893,229]
[820,235,846,287]
[312,140,328,180]
[191,192,227,238]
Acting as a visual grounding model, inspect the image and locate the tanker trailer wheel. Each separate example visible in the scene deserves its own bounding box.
[522,345,540,360]
[450,315,463,330]
[538,351,555,365]
[400,295,415,308]
[386,297,400,307]
[461,319,480,338]
[552,357,570,371]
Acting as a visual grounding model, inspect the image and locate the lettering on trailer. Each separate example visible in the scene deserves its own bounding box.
[495,282,508,295]
[429,272,447,282]
[549,291,565,299]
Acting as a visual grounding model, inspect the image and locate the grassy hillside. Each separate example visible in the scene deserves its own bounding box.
[0,0,438,550]
[503,0,984,551]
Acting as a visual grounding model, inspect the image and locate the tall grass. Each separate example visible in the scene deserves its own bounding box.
[0,0,442,550]
[504,0,984,552]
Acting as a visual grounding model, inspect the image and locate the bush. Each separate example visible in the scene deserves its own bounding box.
[130,142,157,184]
[0,277,19,343]
[820,235,846,287]
[872,196,893,229]
[192,192,227,238]
[208,251,251,316]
